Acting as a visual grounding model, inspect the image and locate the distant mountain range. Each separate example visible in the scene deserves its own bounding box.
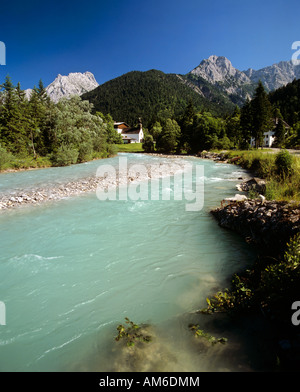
[23,56,300,124]
[185,55,300,106]
[25,71,99,102]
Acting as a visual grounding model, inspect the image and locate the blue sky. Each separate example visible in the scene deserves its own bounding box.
[0,0,299,89]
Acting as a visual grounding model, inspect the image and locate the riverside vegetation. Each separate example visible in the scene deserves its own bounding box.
[0,76,122,171]
[223,149,300,201]
[204,150,300,368]
[1,72,300,368]
[1,74,299,171]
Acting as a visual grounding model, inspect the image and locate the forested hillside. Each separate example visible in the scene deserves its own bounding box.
[0,76,121,170]
[269,78,300,126]
[81,69,234,127]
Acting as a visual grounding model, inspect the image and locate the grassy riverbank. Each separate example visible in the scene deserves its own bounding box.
[0,149,118,173]
[223,149,300,201]
[206,149,300,369]
[0,143,143,173]
[116,143,143,153]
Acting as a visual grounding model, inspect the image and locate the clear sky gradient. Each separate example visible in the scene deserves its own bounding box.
[0,0,299,89]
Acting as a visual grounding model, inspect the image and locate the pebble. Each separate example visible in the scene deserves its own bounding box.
[0,161,187,211]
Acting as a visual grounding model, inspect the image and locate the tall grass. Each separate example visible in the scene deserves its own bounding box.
[116,143,144,153]
[0,147,52,172]
[225,150,300,201]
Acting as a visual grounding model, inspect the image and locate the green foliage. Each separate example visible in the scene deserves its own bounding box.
[81,69,232,128]
[96,112,122,144]
[78,140,94,162]
[250,81,273,148]
[156,118,181,154]
[115,317,152,347]
[200,274,253,315]
[274,118,286,147]
[240,98,254,147]
[275,149,293,177]
[0,144,14,170]
[269,78,300,126]
[285,122,300,149]
[188,324,227,345]
[213,135,232,150]
[225,105,242,147]
[142,134,155,152]
[190,111,226,153]
[116,143,143,153]
[50,145,79,166]
[225,150,300,201]
[202,234,300,325]
[103,143,118,158]
[0,76,118,170]
[284,232,300,266]
[148,121,162,141]
[258,233,300,321]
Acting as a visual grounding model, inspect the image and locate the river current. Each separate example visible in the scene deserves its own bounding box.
[0,153,263,372]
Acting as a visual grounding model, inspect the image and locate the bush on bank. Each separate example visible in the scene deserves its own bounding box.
[224,149,300,201]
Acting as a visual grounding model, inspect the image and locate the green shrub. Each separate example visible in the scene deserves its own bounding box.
[264,179,278,200]
[0,145,14,170]
[115,317,152,347]
[213,136,232,150]
[259,233,300,321]
[51,145,79,166]
[78,141,94,162]
[105,143,118,157]
[189,324,227,345]
[142,134,155,152]
[275,149,293,177]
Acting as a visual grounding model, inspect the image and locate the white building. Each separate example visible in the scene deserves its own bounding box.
[250,118,290,148]
[250,130,276,148]
[114,120,144,144]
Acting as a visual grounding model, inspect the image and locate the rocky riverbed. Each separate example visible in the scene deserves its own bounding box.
[0,161,188,211]
[211,198,300,255]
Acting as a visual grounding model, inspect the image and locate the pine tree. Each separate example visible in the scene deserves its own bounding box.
[14,82,36,156]
[36,79,50,105]
[240,98,253,148]
[0,75,29,153]
[149,121,162,141]
[156,118,181,154]
[179,101,195,152]
[251,81,272,148]
[226,105,241,148]
[274,116,286,147]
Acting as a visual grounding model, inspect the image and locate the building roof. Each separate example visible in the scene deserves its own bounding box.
[272,117,290,128]
[121,128,141,134]
[114,122,130,128]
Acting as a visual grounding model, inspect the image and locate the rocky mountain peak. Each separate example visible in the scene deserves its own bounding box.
[190,55,250,85]
[25,71,99,103]
[46,71,99,103]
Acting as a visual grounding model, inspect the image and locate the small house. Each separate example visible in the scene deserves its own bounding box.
[250,117,290,148]
[114,119,144,144]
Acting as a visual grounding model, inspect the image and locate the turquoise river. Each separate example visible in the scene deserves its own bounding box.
[0,153,266,372]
